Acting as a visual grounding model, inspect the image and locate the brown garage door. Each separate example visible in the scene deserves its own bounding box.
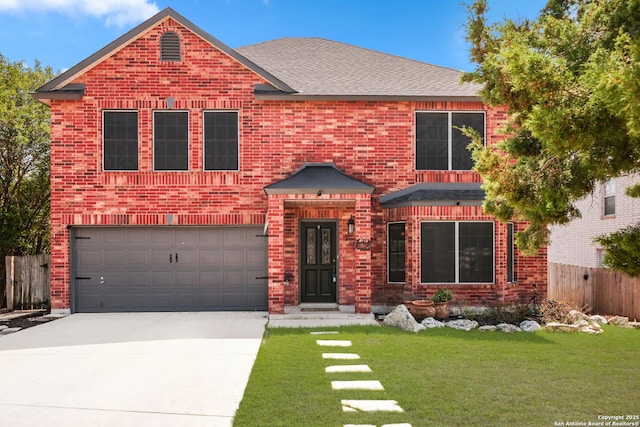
[72,226,268,312]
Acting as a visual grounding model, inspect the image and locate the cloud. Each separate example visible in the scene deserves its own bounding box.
[0,0,160,27]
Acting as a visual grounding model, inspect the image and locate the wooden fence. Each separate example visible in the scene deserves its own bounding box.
[548,262,640,320]
[4,255,50,310]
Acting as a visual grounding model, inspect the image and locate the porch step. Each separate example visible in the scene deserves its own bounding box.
[300,303,339,312]
[269,311,379,328]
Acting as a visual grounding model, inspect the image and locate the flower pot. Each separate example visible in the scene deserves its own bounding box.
[434,302,450,320]
[407,300,436,321]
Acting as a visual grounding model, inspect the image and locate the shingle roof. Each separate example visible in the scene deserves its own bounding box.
[237,38,482,99]
[264,163,374,195]
[380,183,485,207]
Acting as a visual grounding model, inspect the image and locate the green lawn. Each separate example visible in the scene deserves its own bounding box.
[233,325,640,427]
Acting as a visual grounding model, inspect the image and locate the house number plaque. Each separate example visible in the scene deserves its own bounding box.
[355,238,371,251]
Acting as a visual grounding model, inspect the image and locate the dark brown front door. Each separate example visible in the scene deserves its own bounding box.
[301,222,337,303]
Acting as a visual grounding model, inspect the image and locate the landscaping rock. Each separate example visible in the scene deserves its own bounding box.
[568,310,588,322]
[0,325,7,331]
[479,325,497,332]
[575,319,589,328]
[608,316,629,327]
[629,322,640,330]
[520,320,542,332]
[445,319,478,331]
[589,315,608,324]
[383,305,425,333]
[0,327,22,335]
[579,323,603,334]
[496,323,521,333]
[545,322,578,332]
[421,317,445,328]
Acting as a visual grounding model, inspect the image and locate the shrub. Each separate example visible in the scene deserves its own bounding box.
[540,299,590,324]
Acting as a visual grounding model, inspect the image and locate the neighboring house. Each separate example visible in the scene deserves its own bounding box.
[549,174,640,267]
[33,8,546,314]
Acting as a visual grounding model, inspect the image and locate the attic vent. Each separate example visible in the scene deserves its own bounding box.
[160,32,181,62]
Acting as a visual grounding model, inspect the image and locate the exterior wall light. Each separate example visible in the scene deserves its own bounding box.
[347,215,355,234]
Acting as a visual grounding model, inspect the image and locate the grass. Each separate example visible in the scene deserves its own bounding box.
[233,324,640,427]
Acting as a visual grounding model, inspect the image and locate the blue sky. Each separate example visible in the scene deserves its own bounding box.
[0,0,547,75]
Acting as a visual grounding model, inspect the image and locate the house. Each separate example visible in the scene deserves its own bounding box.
[33,8,546,314]
[549,174,640,268]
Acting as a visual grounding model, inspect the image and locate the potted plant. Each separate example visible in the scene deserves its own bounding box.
[403,293,436,321]
[431,288,453,320]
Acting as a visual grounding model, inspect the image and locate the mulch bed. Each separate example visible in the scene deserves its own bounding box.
[0,312,50,331]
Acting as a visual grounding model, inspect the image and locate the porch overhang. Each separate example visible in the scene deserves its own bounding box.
[380,182,485,208]
[264,163,375,196]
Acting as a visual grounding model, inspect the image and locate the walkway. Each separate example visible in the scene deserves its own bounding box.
[313,330,411,427]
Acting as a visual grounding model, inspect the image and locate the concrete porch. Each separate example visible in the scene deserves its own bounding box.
[268,303,379,328]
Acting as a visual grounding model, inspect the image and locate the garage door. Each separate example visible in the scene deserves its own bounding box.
[72,226,268,312]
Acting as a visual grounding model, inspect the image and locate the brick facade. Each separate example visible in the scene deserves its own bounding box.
[43,12,547,313]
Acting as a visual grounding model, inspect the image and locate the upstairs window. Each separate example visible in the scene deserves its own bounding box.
[103,111,138,171]
[160,32,181,62]
[154,111,188,171]
[204,111,239,170]
[604,179,616,216]
[416,112,485,170]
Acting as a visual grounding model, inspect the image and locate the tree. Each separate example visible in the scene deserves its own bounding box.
[462,0,640,274]
[0,55,54,260]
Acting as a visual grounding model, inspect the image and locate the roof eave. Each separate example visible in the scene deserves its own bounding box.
[31,83,86,105]
[254,93,482,102]
[264,187,375,196]
[381,199,483,208]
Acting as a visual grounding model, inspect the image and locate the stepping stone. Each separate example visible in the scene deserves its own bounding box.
[344,425,412,427]
[322,353,360,360]
[310,331,339,335]
[0,327,22,335]
[332,380,384,391]
[344,424,376,427]
[341,400,404,413]
[316,339,352,347]
[326,364,372,373]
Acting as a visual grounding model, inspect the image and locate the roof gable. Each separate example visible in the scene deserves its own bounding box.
[33,7,294,102]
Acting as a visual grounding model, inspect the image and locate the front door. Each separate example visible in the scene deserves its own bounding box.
[301,222,337,303]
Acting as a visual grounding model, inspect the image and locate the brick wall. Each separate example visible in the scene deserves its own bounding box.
[48,17,547,310]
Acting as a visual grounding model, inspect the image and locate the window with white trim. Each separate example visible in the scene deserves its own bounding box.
[421,221,494,283]
[415,111,485,170]
[604,179,615,216]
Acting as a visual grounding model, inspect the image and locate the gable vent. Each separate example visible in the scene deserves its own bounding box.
[160,32,181,62]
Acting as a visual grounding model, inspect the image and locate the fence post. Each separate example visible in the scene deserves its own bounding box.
[6,256,15,310]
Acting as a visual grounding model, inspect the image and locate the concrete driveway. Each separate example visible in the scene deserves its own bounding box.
[0,312,267,427]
